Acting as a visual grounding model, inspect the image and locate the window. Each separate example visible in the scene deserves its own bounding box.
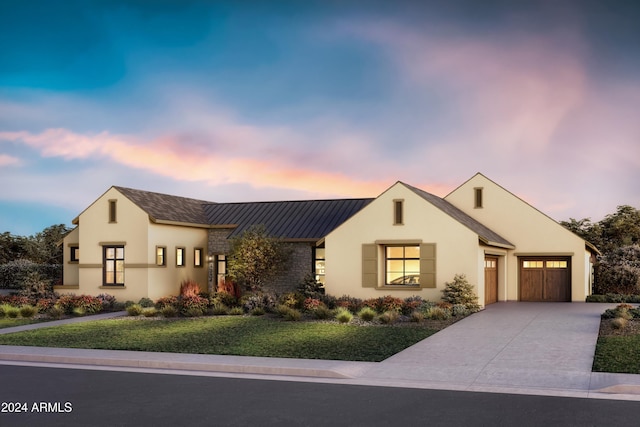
[385,245,420,285]
[314,247,325,284]
[474,188,483,208]
[194,248,203,267]
[216,255,227,288]
[108,199,117,223]
[547,260,567,268]
[176,247,185,267]
[523,260,544,268]
[156,246,166,266]
[104,246,124,286]
[393,199,404,225]
[70,246,79,262]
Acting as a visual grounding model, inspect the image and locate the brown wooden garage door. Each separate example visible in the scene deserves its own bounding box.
[519,257,571,302]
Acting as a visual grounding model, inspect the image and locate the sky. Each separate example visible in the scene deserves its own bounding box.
[1,0,639,236]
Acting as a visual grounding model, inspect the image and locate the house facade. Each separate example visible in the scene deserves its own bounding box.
[60,173,597,306]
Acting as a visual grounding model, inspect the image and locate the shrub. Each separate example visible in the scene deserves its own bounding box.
[0,295,31,307]
[138,297,154,308]
[7,306,20,318]
[612,317,628,329]
[179,295,208,316]
[335,307,353,324]
[283,308,302,321]
[302,297,324,312]
[0,260,61,290]
[229,307,245,316]
[594,245,640,295]
[278,292,302,309]
[179,279,201,298]
[56,294,103,314]
[452,304,471,317]
[441,274,481,312]
[36,298,55,313]
[274,304,293,318]
[425,306,451,320]
[250,307,265,316]
[126,304,143,316]
[48,305,64,319]
[155,296,178,309]
[402,296,425,315]
[357,307,377,322]
[297,273,325,298]
[160,305,178,318]
[18,271,55,300]
[241,293,276,313]
[19,305,37,318]
[142,307,158,317]
[218,279,242,300]
[312,305,332,320]
[72,307,86,317]
[183,307,204,317]
[0,304,8,318]
[603,304,634,320]
[409,310,424,322]
[378,310,399,324]
[96,293,117,310]
[319,294,338,309]
[210,291,238,308]
[335,295,362,313]
[211,303,229,315]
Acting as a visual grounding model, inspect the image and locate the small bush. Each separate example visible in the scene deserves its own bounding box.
[357,307,377,322]
[425,306,451,320]
[603,304,634,320]
[126,304,143,316]
[36,298,55,313]
[210,291,238,308]
[250,307,265,316]
[297,273,324,298]
[179,295,208,316]
[409,310,424,322]
[180,279,201,297]
[48,305,64,319]
[19,305,37,318]
[278,292,302,309]
[612,317,629,329]
[142,307,158,317]
[138,297,154,308]
[0,304,10,318]
[303,297,323,312]
[441,274,481,312]
[155,296,178,309]
[241,292,277,313]
[183,307,204,317]
[335,307,353,324]
[274,304,293,318]
[402,296,425,315]
[335,295,363,313]
[312,305,332,320]
[96,293,117,310]
[378,310,399,324]
[452,304,470,317]
[72,307,86,317]
[211,303,229,315]
[283,308,302,321]
[228,307,244,316]
[160,305,178,318]
[586,295,607,303]
[7,306,20,318]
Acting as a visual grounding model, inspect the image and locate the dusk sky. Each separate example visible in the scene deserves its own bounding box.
[1,0,639,236]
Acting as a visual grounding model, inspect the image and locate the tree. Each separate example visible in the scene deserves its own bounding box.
[227,225,290,292]
[26,224,70,264]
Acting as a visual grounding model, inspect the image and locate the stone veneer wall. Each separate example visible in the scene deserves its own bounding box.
[208,229,313,294]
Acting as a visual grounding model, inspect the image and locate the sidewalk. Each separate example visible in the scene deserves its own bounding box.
[1,304,640,401]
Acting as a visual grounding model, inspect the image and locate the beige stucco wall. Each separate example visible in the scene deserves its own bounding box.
[147,222,208,300]
[61,227,79,287]
[325,183,482,303]
[445,174,591,301]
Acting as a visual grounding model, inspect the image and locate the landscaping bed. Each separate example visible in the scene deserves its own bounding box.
[0,315,455,361]
[592,304,640,374]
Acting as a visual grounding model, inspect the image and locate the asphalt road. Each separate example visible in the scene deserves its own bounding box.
[0,364,639,426]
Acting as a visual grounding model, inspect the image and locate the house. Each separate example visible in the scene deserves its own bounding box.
[59,173,598,305]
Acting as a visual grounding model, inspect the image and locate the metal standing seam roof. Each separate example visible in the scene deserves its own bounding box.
[203,198,374,240]
[403,183,515,248]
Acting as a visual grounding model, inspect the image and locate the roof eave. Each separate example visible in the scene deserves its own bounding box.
[479,236,515,250]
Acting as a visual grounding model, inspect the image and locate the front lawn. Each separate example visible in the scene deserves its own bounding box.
[593,317,640,374]
[0,316,441,362]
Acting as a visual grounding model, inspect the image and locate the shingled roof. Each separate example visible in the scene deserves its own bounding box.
[403,183,515,249]
[203,198,373,240]
[114,186,210,225]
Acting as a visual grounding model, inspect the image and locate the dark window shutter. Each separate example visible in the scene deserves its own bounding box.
[420,243,436,288]
[362,244,378,288]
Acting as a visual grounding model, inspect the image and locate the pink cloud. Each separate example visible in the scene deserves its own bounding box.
[0,153,21,167]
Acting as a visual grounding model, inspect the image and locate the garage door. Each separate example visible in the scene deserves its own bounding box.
[519,257,571,302]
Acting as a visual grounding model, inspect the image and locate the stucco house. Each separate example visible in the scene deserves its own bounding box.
[60,173,598,306]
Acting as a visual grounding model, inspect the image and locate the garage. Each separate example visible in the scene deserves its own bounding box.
[519,257,571,302]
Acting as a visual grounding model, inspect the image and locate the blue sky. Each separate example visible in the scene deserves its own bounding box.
[1,0,639,236]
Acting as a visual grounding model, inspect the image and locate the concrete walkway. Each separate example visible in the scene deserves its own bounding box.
[1,303,640,401]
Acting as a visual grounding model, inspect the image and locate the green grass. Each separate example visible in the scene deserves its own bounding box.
[0,317,438,362]
[593,335,640,374]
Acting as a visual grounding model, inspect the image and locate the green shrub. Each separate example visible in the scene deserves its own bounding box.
[138,297,154,308]
[72,307,86,317]
[278,292,302,309]
[441,274,481,312]
[274,304,292,317]
[378,310,399,324]
[6,306,20,318]
[357,307,377,322]
[126,304,143,316]
[297,273,324,299]
[241,292,277,313]
[425,306,451,320]
[283,308,302,321]
[0,304,9,318]
[142,307,158,317]
[124,300,136,308]
[183,307,204,317]
[250,307,265,316]
[228,307,244,316]
[335,307,353,324]
[210,291,238,308]
[211,303,229,315]
[19,305,37,318]
[160,305,178,318]
[312,305,332,320]
[603,304,634,320]
[452,304,470,317]
[0,260,61,290]
[179,295,208,316]
[48,305,65,319]
[586,295,607,302]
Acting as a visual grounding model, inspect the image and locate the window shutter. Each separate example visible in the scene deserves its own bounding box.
[362,244,378,288]
[420,243,436,288]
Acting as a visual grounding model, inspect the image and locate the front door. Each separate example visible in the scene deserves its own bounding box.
[484,256,498,305]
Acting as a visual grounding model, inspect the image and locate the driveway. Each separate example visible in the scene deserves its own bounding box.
[362,302,621,394]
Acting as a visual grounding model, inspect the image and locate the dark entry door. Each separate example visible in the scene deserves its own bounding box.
[520,257,571,302]
[484,256,498,305]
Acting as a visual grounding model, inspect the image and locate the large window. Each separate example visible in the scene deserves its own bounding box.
[104,246,124,286]
[385,245,420,285]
